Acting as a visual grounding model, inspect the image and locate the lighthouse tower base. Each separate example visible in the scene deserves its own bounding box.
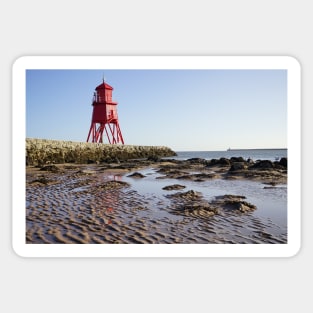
[87,121,124,144]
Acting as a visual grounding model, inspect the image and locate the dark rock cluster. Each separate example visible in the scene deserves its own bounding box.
[211,195,257,213]
[166,189,256,219]
[206,156,287,170]
[162,184,186,190]
[154,156,287,185]
[127,172,146,178]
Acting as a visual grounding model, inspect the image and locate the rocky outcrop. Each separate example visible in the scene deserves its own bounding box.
[250,160,274,169]
[127,172,146,178]
[279,157,287,167]
[157,156,287,185]
[26,138,176,166]
[211,195,257,213]
[166,190,256,219]
[162,184,186,190]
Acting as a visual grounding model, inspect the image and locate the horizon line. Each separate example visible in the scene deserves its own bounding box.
[175,148,287,152]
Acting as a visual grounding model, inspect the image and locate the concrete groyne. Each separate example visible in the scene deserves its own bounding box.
[26,138,177,166]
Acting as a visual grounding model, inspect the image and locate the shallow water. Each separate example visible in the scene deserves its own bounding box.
[26,165,287,244]
[123,167,287,240]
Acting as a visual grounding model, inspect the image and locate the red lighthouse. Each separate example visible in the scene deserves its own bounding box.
[86,80,124,144]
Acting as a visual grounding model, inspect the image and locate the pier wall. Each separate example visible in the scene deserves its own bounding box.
[26,138,176,166]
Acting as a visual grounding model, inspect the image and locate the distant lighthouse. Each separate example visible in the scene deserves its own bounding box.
[86,80,124,144]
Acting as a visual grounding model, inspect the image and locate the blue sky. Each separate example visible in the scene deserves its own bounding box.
[26,69,287,151]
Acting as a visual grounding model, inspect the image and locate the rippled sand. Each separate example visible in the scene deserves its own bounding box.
[26,164,287,244]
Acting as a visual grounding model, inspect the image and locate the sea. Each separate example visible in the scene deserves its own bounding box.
[167,148,287,162]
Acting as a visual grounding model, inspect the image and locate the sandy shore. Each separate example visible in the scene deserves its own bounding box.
[26,158,287,244]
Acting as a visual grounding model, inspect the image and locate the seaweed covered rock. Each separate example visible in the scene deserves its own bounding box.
[127,172,146,178]
[230,156,245,163]
[279,157,287,168]
[39,165,61,173]
[166,190,203,201]
[250,160,274,169]
[229,162,247,172]
[211,195,257,213]
[162,184,186,191]
[171,203,219,219]
[186,158,207,164]
[207,157,231,167]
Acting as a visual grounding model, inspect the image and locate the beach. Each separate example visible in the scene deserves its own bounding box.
[26,156,287,244]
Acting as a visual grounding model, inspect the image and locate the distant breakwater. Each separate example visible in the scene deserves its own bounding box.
[26,138,177,166]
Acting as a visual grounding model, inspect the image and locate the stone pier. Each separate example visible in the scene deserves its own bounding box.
[26,138,177,166]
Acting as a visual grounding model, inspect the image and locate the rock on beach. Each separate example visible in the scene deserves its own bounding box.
[162,184,186,191]
[127,172,146,178]
[211,195,257,213]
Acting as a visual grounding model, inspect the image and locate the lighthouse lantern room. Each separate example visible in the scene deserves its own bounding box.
[86,80,124,144]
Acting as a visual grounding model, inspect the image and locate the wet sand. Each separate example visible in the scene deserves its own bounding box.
[26,160,287,244]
